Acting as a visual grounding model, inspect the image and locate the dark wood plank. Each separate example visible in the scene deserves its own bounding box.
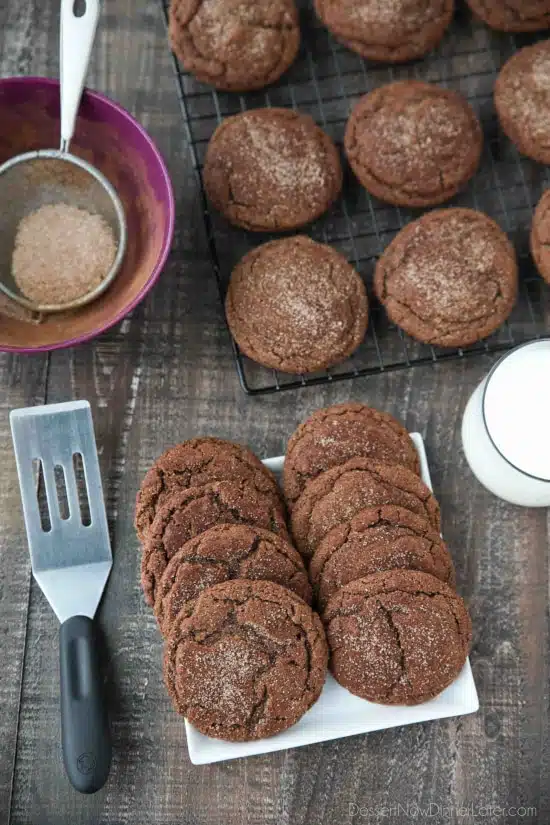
[0,0,54,818]
[2,0,549,823]
[0,356,48,820]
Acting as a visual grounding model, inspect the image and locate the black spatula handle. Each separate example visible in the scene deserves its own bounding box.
[59,615,111,793]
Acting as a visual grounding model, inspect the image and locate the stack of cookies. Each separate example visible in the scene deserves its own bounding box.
[284,403,472,706]
[136,414,472,743]
[135,437,328,742]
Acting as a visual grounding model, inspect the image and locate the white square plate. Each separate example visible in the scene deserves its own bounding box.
[185,434,479,765]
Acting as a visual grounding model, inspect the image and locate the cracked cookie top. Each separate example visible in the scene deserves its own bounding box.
[374,208,518,349]
[204,108,343,232]
[163,579,328,741]
[314,0,454,63]
[466,0,550,32]
[344,81,483,208]
[310,504,455,611]
[495,40,550,165]
[531,189,550,286]
[141,479,289,606]
[324,569,471,705]
[169,0,300,91]
[284,402,420,509]
[225,236,368,375]
[291,458,441,559]
[135,437,282,542]
[154,523,311,637]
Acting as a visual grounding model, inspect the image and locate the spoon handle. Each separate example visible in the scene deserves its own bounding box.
[59,0,100,153]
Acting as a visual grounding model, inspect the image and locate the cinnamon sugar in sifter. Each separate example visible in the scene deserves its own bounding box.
[12,203,117,306]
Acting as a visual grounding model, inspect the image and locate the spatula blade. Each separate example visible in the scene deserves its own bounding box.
[10,400,112,623]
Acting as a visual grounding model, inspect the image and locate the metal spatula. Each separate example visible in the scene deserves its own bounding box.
[10,400,112,794]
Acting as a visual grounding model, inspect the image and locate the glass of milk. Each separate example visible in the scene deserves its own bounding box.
[462,339,550,507]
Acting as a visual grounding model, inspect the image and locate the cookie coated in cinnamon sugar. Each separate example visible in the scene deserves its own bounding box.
[323,570,472,705]
[531,189,550,286]
[154,523,311,637]
[466,0,550,31]
[290,457,441,559]
[495,40,550,165]
[374,208,518,348]
[204,108,342,232]
[345,81,482,208]
[310,504,455,611]
[169,0,300,91]
[135,437,281,541]
[283,402,420,509]
[141,478,289,606]
[225,236,368,375]
[163,579,328,741]
[314,0,454,63]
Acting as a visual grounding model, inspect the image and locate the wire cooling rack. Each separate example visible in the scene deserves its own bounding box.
[160,0,550,395]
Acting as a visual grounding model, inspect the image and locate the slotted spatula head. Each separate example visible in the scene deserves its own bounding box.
[10,400,112,624]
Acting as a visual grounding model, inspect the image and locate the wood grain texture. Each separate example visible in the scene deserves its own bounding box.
[0,355,48,819]
[0,1,549,824]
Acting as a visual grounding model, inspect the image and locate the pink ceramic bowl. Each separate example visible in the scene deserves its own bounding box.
[0,77,175,352]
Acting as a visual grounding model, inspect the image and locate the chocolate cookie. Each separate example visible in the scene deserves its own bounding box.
[310,505,455,611]
[466,0,550,31]
[495,41,550,165]
[154,524,311,636]
[284,403,420,509]
[290,458,440,559]
[204,108,342,232]
[374,208,518,348]
[163,579,328,740]
[141,479,289,606]
[344,81,482,208]
[314,0,454,63]
[324,570,472,705]
[531,189,550,285]
[226,236,368,374]
[135,438,281,542]
[168,0,300,92]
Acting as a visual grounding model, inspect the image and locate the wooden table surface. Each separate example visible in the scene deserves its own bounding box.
[0,2,548,823]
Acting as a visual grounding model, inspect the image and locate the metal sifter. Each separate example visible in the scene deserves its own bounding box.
[0,0,127,314]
